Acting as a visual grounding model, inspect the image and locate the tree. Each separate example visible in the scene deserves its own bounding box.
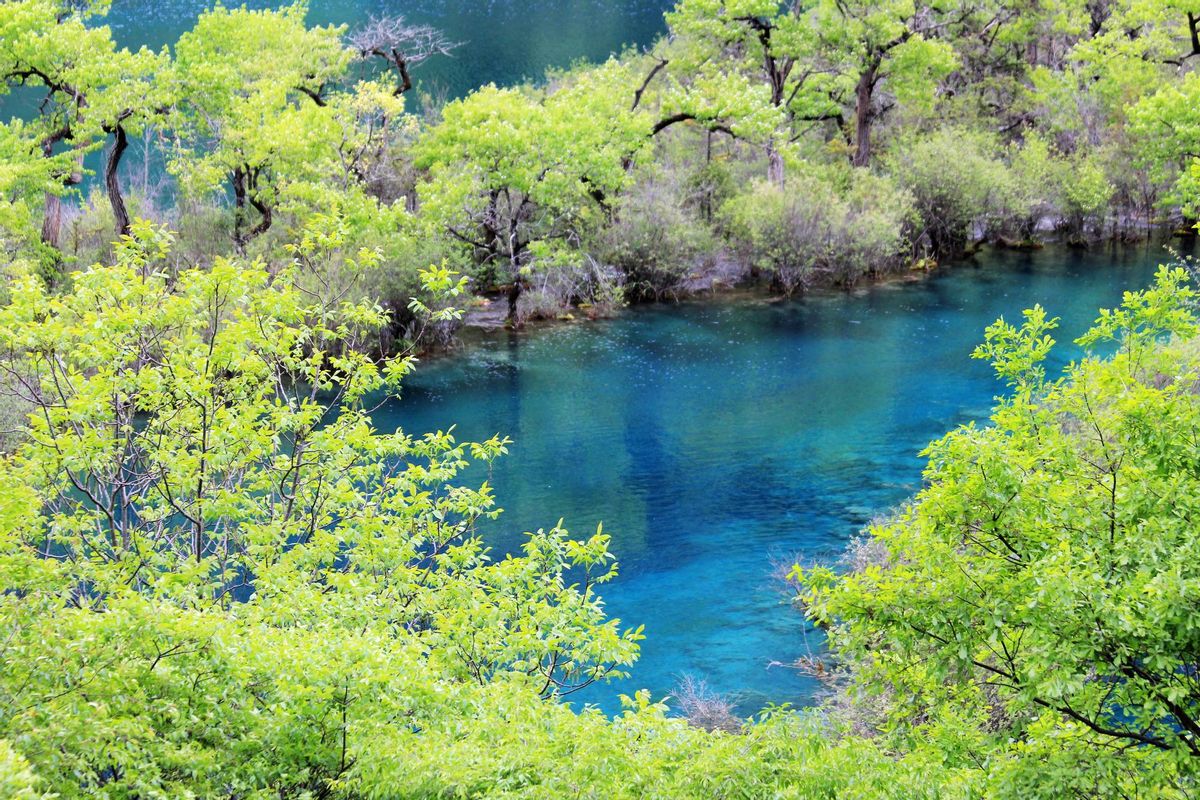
[0,120,74,275]
[350,15,460,97]
[0,217,644,796]
[415,62,650,323]
[811,0,959,167]
[170,3,352,250]
[0,0,168,246]
[659,0,957,179]
[799,266,1200,797]
[1128,71,1200,221]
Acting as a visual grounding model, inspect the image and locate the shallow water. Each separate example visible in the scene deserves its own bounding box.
[377,242,1192,713]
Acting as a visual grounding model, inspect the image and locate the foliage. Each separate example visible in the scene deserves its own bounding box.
[721,168,913,292]
[887,127,1011,256]
[0,741,47,800]
[415,62,651,322]
[5,211,1200,796]
[799,266,1200,798]
[0,219,645,796]
[598,161,723,300]
[1129,71,1200,219]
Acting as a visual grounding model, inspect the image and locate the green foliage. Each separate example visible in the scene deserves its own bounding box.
[662,0,958,171]
[0,219,647,796]
[598,160,723,300]
[1129,71,1200,218]
[721,167,913,292]
[1059,148,1115,237]
[0,741,47,800]
[171,4,344,217]
[799,266,1200,798]
[887,127,1011,256]
[415,62,651,319]
[0,0,169,253]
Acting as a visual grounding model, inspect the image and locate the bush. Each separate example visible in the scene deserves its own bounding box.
[720,168,913,294]
[886,127,1012,257]
[673,675,743,733]
[513,256,625,325]
[1000,133,1061,241]
[597,163,722,301]
[1058,148,1115,241]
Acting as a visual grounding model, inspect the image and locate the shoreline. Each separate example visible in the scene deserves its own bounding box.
[417,229,1192,361]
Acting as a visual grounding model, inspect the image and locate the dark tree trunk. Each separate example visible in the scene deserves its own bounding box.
[395,56,413,95]
[506,279,521,325]
[851,64,878,168]
[231,166,272,252]
[105,123,131,238]
[232,167,248,253]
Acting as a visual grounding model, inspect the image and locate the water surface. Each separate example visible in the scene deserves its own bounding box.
[103,0,672,99]
[378,242,1189,713]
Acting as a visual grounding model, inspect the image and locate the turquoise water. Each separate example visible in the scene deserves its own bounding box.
[101,0,672,99]
[377,242,1190,713]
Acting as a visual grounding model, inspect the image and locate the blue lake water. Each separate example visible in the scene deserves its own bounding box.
[376,242,1191,713]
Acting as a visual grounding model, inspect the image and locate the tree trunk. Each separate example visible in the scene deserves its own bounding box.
[506,279,522,326]
[231,166,272,253]
[232,167,248,254]
[105,123,131,239]
[39,134,81,252]
[41,191,64,250]
[701,130,713,222]
[766,141,785,187]
[851,64,878,169]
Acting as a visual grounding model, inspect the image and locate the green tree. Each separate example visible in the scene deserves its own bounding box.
[0,0,168,246]
[0,217,644,796]
[415,62,650,323]
[799,266,1200,797]
[660,0,957,179]
[170,3,352,250]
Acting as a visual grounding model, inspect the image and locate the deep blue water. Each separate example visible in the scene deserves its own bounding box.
[376,242,1190,714]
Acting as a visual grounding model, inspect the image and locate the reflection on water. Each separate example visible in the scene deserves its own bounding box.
[378,241,1190,713]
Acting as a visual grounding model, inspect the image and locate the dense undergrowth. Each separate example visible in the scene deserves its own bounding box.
[6,1,1200,797]
[3,0,1200,335]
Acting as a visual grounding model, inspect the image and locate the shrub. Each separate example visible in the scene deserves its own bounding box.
[1059,148,1115,241]
[886,127,1012,257]
[1000,133,1061,241]
[720,168,913,293]
[673,675,743,733]
[596,162,722,301]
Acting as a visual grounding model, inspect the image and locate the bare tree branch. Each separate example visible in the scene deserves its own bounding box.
[350,15,461,96]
